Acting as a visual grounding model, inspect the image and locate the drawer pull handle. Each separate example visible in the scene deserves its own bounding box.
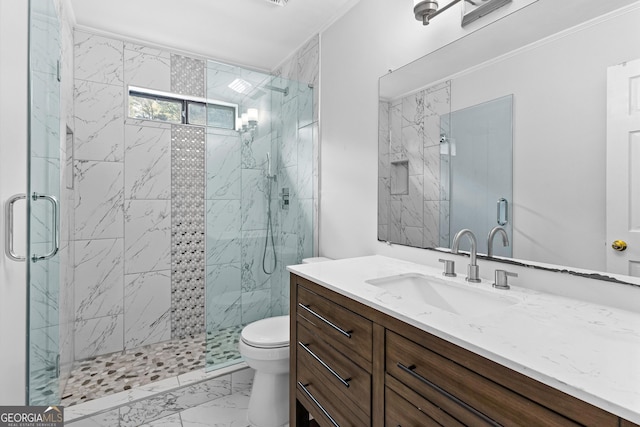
[298,303,352,338]
[397,363,500,427]
[298,381,340,427]
[299,342,351,388]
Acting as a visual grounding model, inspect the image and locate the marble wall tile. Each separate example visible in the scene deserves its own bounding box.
[124,42,169,58]
[379,101,390,156]
[206,263,242,330]
[278,166,298,234]
[31,71,61,159]
[205,68,242,104]
[403,226,424,247]
[424,114,442,147]
[75,315,124,360]
[206,199,241,266]
[240,230,271,292]
[74,160,124,240]
[280,98,298,168]
[378,177,390,227]
[124,270,171,348]
[425,83,451,118]
[206,131,241,200]
[241,169,268,231]
[74,31,123,85]
[401,174,424,228]
[389,200,402,243]
[401,125,424,176]
[378,224,389,242]
[389,101,402,154]
[124,200,171,274]
[424,145,441,201]
[297,199,314,262]
[124,125,171,200]
[124,48,171,92]
[241,289,271,325]
[298,124,314,199]
[440,200,451,247]
[74,80,124,162]
[74,238,124,320]
[29,1,59,76]
[425,201,441,248]
[402,91,424,129]
[241,129,270,170]
[29,244,60,332]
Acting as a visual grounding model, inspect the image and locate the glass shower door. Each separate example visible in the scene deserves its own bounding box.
[27,0,62,405]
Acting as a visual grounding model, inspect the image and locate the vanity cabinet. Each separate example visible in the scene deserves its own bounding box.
[290,273,634,427]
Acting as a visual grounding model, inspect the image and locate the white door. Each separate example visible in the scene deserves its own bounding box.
[606,58,640,276]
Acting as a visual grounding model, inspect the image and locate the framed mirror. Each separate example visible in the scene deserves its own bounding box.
[378,0,640,281]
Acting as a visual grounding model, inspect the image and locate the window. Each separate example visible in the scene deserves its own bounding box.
[129,92,182,123]
[128,87,237,130]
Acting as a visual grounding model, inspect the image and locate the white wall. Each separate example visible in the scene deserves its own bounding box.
[319,0,535,260]
[0,0,28,405]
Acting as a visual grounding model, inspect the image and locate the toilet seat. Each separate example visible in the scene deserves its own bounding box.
[241,315,289,348]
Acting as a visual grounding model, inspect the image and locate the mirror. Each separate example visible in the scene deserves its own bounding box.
[378,0,640,279]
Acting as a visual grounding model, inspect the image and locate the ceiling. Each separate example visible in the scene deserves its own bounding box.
[68,0,360,71]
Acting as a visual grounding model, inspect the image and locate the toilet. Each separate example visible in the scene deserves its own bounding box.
[238,257,332,427]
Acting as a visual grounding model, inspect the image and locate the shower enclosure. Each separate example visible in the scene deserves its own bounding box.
[204,63,316,369]
[22,0,316,406]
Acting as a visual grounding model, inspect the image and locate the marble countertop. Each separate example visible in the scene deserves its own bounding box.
[287,255,640,423]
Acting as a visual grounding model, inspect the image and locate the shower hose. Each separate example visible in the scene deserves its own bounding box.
[262,175,277,275]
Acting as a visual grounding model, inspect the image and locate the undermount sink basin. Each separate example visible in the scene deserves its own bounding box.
[365,273,517,317]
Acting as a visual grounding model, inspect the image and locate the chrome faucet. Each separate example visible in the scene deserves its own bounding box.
[487,226,510,257]
[451,229,481,283]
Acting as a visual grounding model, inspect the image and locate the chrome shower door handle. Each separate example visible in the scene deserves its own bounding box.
[497,198,508,226]
[31,192,59,263]
[5,193,26,261]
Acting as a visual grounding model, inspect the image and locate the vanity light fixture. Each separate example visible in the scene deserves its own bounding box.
[414,0,511,26]
[238,109,259,132]
[414,0,461,25]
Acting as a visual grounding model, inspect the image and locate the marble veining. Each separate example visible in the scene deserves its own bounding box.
[288,256,640,423]
[74,238,124,320]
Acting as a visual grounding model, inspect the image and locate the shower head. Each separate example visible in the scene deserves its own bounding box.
[264,85,290,96]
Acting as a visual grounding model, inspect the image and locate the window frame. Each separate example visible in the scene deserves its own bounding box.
[128,86,239,130]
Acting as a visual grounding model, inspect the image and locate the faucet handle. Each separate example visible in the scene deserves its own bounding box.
[493,269,518,290]
[438,259,456,277]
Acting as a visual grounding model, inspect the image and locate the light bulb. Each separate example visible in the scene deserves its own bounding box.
[247,108,259,124]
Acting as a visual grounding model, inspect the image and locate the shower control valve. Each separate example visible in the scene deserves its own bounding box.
[280,188,290,210]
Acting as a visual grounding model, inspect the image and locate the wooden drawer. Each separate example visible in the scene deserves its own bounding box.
[386,330,581,427]
[297,285,372,368]
[297,354,369,427]
[385,379,468,427]
[297,322,371,422]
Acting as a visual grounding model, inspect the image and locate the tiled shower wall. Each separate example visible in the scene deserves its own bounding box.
[269,35,319,317]
[72,31,210,359]
[72,30,318,361]
[378,81,451,248]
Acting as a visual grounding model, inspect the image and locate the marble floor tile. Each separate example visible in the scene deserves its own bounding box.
[179,393,251,427]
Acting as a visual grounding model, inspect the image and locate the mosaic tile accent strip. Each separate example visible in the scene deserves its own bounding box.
[171,125,206,338]
[61,326,244,407]
[171,54,205,98]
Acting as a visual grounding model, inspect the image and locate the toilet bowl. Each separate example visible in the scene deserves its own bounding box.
[239,315,290,427]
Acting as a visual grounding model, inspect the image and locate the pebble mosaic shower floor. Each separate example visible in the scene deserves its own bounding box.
[62,325,245,407]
